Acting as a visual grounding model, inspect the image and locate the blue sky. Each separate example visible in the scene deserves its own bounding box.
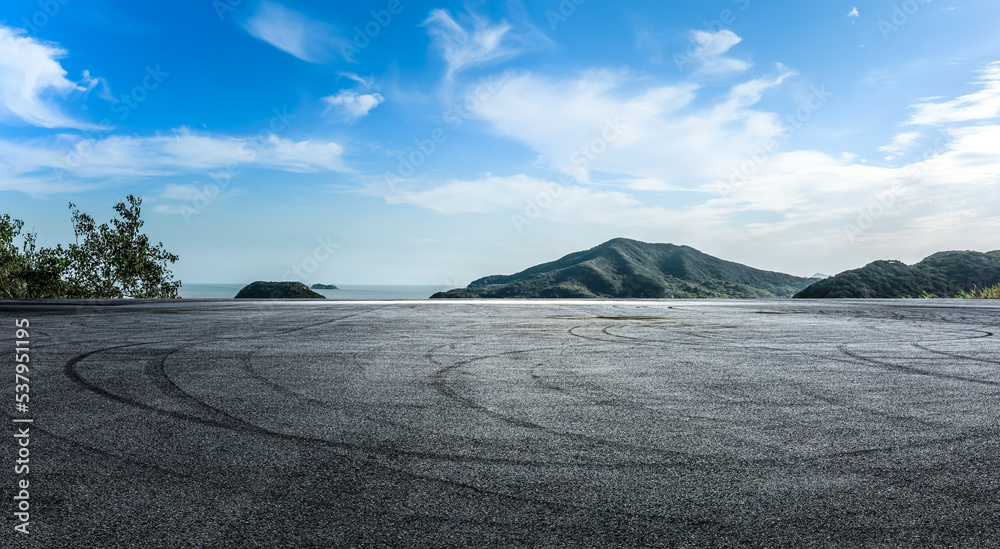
[2,0,999,286]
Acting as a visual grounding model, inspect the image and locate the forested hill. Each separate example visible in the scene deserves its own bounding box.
[432,238,818,299]
[794,250,1000,298]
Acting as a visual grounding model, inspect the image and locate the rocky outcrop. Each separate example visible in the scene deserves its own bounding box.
[234,281,326,299]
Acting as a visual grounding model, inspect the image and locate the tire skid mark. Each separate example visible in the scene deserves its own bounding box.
[535,347,673,416]
[156,336,692,472]
[796,426,1000,464]
[603,323,716,341]
[17,420,202,482]
[837,345,1000,388]
[55,302,1000,529]
[67,344,243,430]
[569,323,720,348]
[429,344,568,430]
[64,338,694,521]
[234,343,420,433]
[22,406,678,526]
[864,322,994,344]
[911,342,1000,367]
[785,382,942,429]
[265,305,394,338]
[428,337,699,461]
[156,350,694,522]
[568,324,661,345]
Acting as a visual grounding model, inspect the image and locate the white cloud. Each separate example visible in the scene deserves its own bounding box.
[383,174,673,227]
[408,237,444,245]
[337,71,375,88]
[0,25,99,129]
[879,131,922,159]
[322,90,384,121]
[718,64,796,110]
[847,7,860,17]
[153,183,243,214]
[423,9,539,80]
[242,1,350,63]
[0,128,347,193]
[160,183,206,201]
[381,61,1000,277]
[470,67,791,185]
[906,62,1000,125]
[686,30,753,75]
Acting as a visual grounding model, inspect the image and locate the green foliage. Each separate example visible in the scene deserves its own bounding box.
[1,214,67,298]
[433,238,819,299]
[0,195,180,299]
[956,284,1000,299]
[795,251,1000,299]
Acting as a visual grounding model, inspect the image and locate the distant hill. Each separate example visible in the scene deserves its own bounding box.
[235,281,325,299]
[794,250,1000,298]
[431,238,819,299]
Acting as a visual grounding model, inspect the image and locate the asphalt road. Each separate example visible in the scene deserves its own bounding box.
[2,299,999,548]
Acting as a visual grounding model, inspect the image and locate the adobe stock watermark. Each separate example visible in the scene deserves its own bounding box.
[842,131,949,244]
[879,0,932,41]
[176,107,295,223]
[673,0,752,71]
[716,84,834,198]
[511,117,625,233]
[340,0,411,60]
[16,0,71,37]
[12,319,33,536]
[383,74,506,192]
[545,0,586,30]
[213,0,245,21]
[282,236,339,282]
[51,65,169,183]
[842,182,907,244]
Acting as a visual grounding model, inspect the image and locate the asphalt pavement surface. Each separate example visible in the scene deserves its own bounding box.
[2,299,999,548]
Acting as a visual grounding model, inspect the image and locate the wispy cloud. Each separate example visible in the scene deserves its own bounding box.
[0,25,100,129]
[467,66,788,185]
[718,64,796,110]
[879,131,922,159]
[153,183,244,214]
[242,1,351,64]
[322,90,384,122]
[423,8,541,80]
[0,128,347,194]
[847,7,860,17]
[383,174,671,226]
[906,61,1000,125]
[687,30,753,75]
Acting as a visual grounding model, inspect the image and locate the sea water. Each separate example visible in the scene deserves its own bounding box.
[178,283,452,300]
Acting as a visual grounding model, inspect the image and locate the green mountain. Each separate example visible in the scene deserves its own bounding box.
[431,238,819,299]
[794,250,1000,298]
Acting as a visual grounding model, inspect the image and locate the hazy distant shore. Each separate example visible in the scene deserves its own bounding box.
[178,283,452,300]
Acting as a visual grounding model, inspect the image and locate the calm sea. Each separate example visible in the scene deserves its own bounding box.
[178,283,453,300]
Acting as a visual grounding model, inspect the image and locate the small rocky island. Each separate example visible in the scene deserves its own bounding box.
[234,281,326,299]
[310,283,338,290]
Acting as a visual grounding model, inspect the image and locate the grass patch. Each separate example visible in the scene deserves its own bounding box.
[956,283,1000,299]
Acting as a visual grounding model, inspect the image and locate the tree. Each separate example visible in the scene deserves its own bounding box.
[1,195,181,299]
[0,214,66,298]
[61,195,181,298]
